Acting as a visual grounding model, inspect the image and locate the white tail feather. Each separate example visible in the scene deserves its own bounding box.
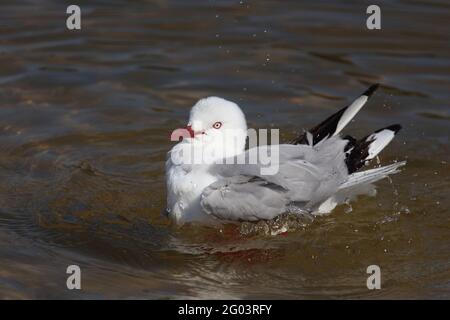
[340,161,406,190]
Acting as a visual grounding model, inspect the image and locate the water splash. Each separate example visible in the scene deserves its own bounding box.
[238,212,313,237]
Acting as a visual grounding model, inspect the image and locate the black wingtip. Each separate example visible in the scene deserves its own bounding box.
[363,83,380,98]
[374,124,402,134]
[386,124,402,133]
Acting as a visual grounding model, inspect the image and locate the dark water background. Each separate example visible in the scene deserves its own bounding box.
[0,0,449,299]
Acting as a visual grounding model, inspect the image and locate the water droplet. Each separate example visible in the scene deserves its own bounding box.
[344,199,353,213]
[400,206,410,214]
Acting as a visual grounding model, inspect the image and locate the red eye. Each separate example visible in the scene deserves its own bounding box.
[212,122,222,129]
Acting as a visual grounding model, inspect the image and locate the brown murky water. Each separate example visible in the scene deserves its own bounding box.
[0,0,449,299]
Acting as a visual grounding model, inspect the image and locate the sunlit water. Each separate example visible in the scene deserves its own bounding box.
[0,0,449,299]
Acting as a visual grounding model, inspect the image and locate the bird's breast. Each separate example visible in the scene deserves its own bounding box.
[166,162,218,223]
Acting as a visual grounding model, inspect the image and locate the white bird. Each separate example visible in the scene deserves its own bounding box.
[166,84,406,225]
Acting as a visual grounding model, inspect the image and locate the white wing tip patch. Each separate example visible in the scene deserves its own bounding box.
[365,125,402,161]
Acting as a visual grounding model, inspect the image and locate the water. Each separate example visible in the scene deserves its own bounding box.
[0,0,449,299]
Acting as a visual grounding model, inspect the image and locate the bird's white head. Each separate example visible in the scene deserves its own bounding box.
[172,97,248,164]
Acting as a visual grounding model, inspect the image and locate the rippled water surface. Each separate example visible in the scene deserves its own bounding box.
[0,0,449,299]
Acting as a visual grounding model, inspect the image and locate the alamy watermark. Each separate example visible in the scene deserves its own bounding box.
[66,5,81,30]
[366,265,381,290]
[66,265,81,290]
[366,5,381,30]
[170,126,280,175]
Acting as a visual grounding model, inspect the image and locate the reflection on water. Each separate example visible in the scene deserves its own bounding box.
[0,0,449,299]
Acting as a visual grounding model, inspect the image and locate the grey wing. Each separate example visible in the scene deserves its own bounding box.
[200,175,291,221]
[208,144,323,201]
[202,137,350,221]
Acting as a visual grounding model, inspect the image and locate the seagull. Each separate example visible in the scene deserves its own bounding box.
[166,84,406,225]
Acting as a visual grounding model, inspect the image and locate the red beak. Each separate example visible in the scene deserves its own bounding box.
[170,125,198,142]
[186,125,195,138]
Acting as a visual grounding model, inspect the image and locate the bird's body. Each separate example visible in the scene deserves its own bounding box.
[165,85,405,225]
[166,145,219,224]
